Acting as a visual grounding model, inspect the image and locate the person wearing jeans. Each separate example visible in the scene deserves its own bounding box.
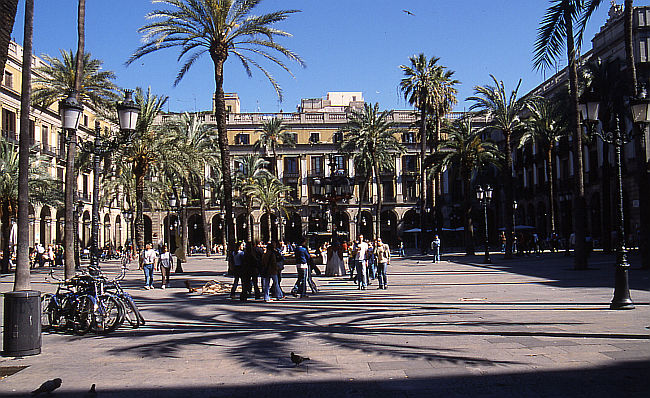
[158,244,173,289]
[141,243,157,289]
[375,238,390,289]
[292,237,310,298]
[261,242,284,302]
[353,236,369,290]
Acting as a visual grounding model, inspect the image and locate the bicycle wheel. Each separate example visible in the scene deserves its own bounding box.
[120,295,141,328]
[40,294,55,331]
[94,295,124,334]
[72,295,94,335]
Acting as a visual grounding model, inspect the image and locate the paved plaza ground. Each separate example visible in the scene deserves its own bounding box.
[0,250,649,397]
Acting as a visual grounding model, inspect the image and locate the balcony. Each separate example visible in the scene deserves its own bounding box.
[41,144,56,156]
[1,130,18,144]
[307,168,324,177]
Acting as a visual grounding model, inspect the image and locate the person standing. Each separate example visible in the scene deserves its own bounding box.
[141,243,158,290]
[158,244,173,289]
[292,237,310,298]
[36,243,45,267]
[354,235,369,290]
[261,242,283,302]
[230,242,245,299]
[240,241,262,301]
[432,235,441,263]
[375,238,390,289]
[398,238,405,257]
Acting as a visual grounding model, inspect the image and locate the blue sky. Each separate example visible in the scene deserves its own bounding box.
[11,0,637,113]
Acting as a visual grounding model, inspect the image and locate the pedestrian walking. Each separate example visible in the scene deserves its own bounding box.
[398,238,405,257]
[158,244,173,288]
[240,241,262,301]
[353,235,369,290]
[375,238,390,289]
[292,237,310,298]
[141,243,157,289]
[230,242,245,299]
[431,235,441,263]
[261,242,284,302]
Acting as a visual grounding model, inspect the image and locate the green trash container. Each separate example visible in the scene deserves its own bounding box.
[2,291,41,357]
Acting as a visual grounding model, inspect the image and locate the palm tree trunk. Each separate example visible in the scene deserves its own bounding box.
[1,204,11,273]
[0,0,19,74]
[504,131,514,259]
[463,172,474,256]
[547,148,556,232]
[65,0,85,279]
[566,12,588,269]
[373,160,382,240]
[135,170,145,252]
[14,0,33,291]
[211,52,236,264]
[419,106,427,253]
[199,177,211,256]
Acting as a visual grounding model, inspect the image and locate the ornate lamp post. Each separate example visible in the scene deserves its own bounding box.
[310,155,353,241]
[477,185,493,264]
[579,86,650,310]
[121,209,134,255]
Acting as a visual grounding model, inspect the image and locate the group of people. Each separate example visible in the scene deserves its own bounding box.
[29,243,64,268]
[140,243,175,289]
[230,240,292,302]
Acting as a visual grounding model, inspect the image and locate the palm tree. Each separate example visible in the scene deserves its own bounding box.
[428,116,503,255]
[122,87,182,252]
[520,98,567,234]
[234,154,271,241]
[14,0,34,290]
[339,103,405,238]
[246,176,291,242]
[467,75,534,259]
[31,50,119,110]
[254,117,296,176]
[0,0,19,74]
[534,0,589,269]
[400,54,457,249]
[127,0,305,261]
[170,113,220,255]
[1,138,64,274]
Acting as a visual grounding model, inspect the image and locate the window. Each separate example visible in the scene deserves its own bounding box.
[57,167,64,181]
[285,179,300,202]
[284,157,299,175]
[309,132,320,143]
[333,132,343,143]
[236,133,250,145]
[333,155,346,172]
[29,120,35,146]
[3,71,12,88]
[83,114,88,127]
[82,174,89,196]
[404,179,417,201]
[226,105,232,113]
[403,155,418,172]
[2,109,16,139]
[310,156,323,175]
[58,132,66,158]
[382,180,394,201]
[41,125,49,148]
[402,131,415,143]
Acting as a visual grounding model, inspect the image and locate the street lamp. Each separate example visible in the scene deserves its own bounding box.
[116,90,140,141]
[310,154,353,241]
[477,185,493,264]
[579,85,650,310]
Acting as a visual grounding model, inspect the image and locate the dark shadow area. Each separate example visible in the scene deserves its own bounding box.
[3,360,648,397]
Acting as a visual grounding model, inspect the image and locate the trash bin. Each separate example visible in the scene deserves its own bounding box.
[2,291,41,357]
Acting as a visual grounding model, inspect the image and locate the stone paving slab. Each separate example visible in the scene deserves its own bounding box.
[0,251,649,397]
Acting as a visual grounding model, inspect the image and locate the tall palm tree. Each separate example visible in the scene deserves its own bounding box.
[171,113,220,255]
[428,116,503,255]
[122,87,181,252]
[127,0,305,261]
[520,98,567,234]
[468,75,533,259]
[31,50,119,110]
[245,176,291,242]
[400,54,456,250]
[1,138,63,274]
[234,154,271,241]
[13,0,34,290]
[339,103,405,238]
[534,0,589,269]
[254,117,295,176]
[0,0,19,74]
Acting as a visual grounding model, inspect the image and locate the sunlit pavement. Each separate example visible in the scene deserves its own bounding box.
[1,251,649,397]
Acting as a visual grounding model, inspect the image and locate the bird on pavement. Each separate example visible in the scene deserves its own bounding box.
[31,378,62,395]
[87,384,97,397]
[291,352,310,366]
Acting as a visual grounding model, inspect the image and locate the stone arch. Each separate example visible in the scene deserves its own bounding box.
[260,213,278,243]
[236,213,250,242]
[188,213,204,247]
[82,210,91,248]
[211,214,224,247]
[115,215,122,247]
[332,210,350,241]
[103,213,111,248]
[284,212,302,244]
[380,210,398,247]
[401,209,420,248]
[55,208,65,244]
[358,210,373,240]
[39,205,52,246]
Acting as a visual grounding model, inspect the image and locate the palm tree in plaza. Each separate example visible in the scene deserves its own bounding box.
[534,0,589,269]
[520,97,567,235]
[428,116,502,255]
[0,0,19,73]
[234,154,272,241]
[400,54,457,249]
[246,176,291,242]
[121,87,182,252]
[467,75,533,259]
[254,117,296,176]
[339,103,405,239]
[127,0,305,261]
[170,113,221,255]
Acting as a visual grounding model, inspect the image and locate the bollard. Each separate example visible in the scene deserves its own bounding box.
[2,291,41,357]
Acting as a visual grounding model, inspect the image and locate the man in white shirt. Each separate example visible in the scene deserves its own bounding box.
[354,235,369,290]
[141,243,158,289]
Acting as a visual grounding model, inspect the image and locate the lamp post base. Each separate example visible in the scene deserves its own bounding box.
[483,251,491,264]
[610,263,635,310]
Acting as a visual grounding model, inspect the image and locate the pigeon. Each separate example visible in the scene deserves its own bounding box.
[87,384,96,397]
[403,10,415,16]
[291,352,310,366]
[31,378,62,395]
